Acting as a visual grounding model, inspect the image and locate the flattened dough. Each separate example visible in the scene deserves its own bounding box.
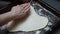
[8,6,48,32]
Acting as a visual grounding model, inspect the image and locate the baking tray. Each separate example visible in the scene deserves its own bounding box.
[35,0,60,18]
[42,0,60,14]
[8,0,60,34]
[0,0,60,34]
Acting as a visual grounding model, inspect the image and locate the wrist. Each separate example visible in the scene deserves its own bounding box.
[9,11,17,19]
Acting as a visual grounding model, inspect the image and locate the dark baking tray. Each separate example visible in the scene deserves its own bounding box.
[34,0,60,34]
[8,0,60,34]
[0,0,60,34]
[35,0,60,18]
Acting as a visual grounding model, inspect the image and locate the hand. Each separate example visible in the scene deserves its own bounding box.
[11,3,30,19]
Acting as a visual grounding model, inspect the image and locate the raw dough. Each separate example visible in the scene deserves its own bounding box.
[8,6,48,32]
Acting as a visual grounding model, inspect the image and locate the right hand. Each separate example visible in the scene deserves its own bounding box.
[11,3,30,19]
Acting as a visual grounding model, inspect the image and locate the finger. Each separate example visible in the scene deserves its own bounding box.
[20,6,30,16]
[20,3,30,8]
[22,7,30,17]
[22,7,30,14]
[25,7,30,13]
[20,4,30,13]
[23,5,30,12]
[22,7,30,16]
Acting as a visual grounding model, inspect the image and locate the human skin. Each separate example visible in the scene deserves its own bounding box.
[0,3,30,26]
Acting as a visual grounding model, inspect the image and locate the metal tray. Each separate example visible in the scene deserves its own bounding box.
[35,0,60,18]
[0,0,60,34]
[8,1,60,34]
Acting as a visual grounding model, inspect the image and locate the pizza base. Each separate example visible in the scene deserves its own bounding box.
[7,6,48,32]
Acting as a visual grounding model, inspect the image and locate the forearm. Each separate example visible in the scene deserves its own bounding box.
[0,12,16,26]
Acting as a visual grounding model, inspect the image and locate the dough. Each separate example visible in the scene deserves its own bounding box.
[8,6,48,32]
